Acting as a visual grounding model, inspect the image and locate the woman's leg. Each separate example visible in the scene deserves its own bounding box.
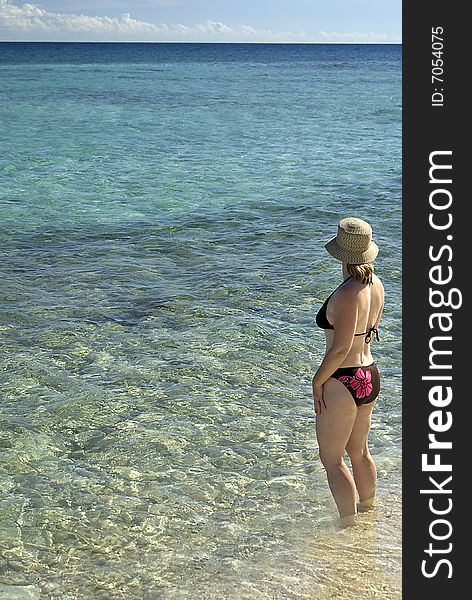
[316,378,358,520]
[345,401,377,507]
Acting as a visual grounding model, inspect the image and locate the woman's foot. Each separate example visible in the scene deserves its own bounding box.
[339,514,357,528]
[357,497,375,512]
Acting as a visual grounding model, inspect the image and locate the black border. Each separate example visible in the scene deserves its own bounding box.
[403,2,466,596]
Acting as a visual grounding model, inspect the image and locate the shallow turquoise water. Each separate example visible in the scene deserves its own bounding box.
[0,43,401,599]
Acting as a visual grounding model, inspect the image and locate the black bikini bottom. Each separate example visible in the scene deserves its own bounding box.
[331,363,380,406]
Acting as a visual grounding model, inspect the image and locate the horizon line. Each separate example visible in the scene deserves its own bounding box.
[0,40,402,45]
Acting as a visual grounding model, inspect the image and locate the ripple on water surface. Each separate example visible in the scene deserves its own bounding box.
[1,42,401,599]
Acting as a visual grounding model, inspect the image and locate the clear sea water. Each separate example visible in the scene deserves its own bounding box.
[0,42,401,600]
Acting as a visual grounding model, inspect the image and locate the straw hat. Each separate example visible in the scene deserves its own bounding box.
[325,217,379,264]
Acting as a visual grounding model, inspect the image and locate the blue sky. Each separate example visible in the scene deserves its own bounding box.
[0,0,402,43]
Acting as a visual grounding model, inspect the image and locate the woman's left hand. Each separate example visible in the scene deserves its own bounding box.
[312,381,326,414]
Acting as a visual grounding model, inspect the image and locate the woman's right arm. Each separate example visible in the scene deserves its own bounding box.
[312,284,360,413]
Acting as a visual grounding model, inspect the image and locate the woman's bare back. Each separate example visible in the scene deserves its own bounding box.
[325,274,384,367]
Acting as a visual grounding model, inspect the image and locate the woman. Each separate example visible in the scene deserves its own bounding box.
[313,217,384,527]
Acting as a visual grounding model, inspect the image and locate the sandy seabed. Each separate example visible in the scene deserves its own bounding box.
[166,479,402,600]
[0,480,401,600]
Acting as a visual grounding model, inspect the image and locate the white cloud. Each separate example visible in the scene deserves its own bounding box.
[319,30,398,43]
[0,0,401,42]
[196,20,231,35]
[0,0,168,35]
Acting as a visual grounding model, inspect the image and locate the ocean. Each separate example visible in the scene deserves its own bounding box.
[0,42,401,599]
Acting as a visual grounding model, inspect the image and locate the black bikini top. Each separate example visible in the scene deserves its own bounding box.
[315,276,380,344]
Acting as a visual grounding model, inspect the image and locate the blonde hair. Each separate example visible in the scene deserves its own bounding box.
[347,263,374,285]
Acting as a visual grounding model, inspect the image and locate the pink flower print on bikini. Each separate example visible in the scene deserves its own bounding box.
[339,368,373,399]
